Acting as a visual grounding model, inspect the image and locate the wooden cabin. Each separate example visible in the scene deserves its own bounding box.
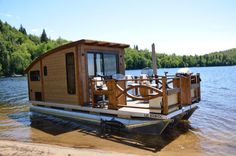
[25,39,129,105]
[25,39,201,133]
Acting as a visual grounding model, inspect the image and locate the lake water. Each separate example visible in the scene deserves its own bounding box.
[0,66,236,155]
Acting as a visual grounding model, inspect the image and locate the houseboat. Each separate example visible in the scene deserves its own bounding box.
[25,39,201,134]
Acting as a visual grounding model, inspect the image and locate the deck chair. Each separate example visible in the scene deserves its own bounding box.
[92,77,108,108]
[93,77,107,90]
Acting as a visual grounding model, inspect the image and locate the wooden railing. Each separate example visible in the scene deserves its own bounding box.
[90,73,201,115]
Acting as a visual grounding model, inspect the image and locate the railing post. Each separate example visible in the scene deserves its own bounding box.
[180,75,191,105]
[91,80,96,107]
[197,73,201,101]
[134,76,138,95]
[193,75,198,101]
[162,76,168,114]
[106,79,118,110]
[155,75,159,88]
[173,77,181,107]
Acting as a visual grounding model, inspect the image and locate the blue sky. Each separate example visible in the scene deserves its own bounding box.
[0,0,235,55]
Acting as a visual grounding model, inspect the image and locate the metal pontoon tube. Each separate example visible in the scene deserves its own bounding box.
[30,106,172,133]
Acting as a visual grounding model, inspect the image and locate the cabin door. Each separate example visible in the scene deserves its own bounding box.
[86,52,119,102]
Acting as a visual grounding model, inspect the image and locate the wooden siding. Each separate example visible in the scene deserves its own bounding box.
[27,41,128,105]
[28,62,41,100]
[42,47,79,105]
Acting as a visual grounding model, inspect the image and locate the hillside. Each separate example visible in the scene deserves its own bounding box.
[0,20,68,76]
[0,20,236,76]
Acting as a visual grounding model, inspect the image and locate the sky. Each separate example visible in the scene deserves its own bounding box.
[0,0,235,55]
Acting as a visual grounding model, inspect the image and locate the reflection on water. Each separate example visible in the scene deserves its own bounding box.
[1,66,236,155]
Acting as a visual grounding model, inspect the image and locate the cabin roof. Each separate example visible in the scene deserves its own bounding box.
[24,39,129,73]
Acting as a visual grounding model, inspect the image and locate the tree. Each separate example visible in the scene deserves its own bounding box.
[19,24,27,35]
[0,42,10,75]
[0,20,3,32]
[0,22,68,76]
[0,63,2,73]
[10,48,31,74]
[29,34,41,45]
[40,29,48,43]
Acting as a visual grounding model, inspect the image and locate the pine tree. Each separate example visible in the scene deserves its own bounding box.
[40,29,48,43]
[0,20,3,32]
[19,24,27,35]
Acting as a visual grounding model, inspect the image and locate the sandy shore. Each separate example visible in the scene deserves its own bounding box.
[0,140,139,156]
[0,139,207,156]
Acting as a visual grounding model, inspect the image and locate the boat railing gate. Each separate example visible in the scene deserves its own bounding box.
[90,73,201,115]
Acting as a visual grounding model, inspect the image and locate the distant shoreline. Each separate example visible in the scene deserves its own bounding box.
[125,64,236,70]
[1,65,235,77]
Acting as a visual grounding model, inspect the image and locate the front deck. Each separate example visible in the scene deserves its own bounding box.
[90,73,200,115]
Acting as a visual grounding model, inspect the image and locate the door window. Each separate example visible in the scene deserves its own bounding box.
[87,52,118,77]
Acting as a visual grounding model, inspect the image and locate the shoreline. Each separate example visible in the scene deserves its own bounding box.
[0,138,205,156]
[0,140,138,156]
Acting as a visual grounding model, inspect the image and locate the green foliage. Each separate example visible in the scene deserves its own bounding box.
[19,24,27,35]
[0,19,68,76]
[124,47,236,69]
[40,29,48,43]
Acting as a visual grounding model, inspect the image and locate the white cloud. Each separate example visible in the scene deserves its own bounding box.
[5,14,12,17]
[0,12,13,18]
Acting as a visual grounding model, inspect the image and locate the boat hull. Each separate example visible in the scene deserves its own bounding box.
[30,105,197,135]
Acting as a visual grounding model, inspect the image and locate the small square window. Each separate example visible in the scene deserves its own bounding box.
[30,70,40,81]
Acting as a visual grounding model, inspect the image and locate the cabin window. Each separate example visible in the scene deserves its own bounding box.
[44,66,47,76]
[104,54,118,76]
[95,53,104,76]
[87,52,118,77]
[66,52,76,94]
[87,53,95,76]
[30,70,40,81]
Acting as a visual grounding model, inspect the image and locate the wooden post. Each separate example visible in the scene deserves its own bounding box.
[134,76,138,96]
[140,75,149,102]
[155,75,159,88]
[193,75,198,101]
[197,73,201,101]
[162,77,168,114]
[152,43,157,76]
[173,77,181,107]
[91,80,96,107]
[180,75,191,105]
[106,79,118,110]
[116,80,127,105]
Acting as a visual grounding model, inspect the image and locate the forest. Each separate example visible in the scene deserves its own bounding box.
[0,20,68,76]
[125,46,236,69]
[0,19,236,76]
